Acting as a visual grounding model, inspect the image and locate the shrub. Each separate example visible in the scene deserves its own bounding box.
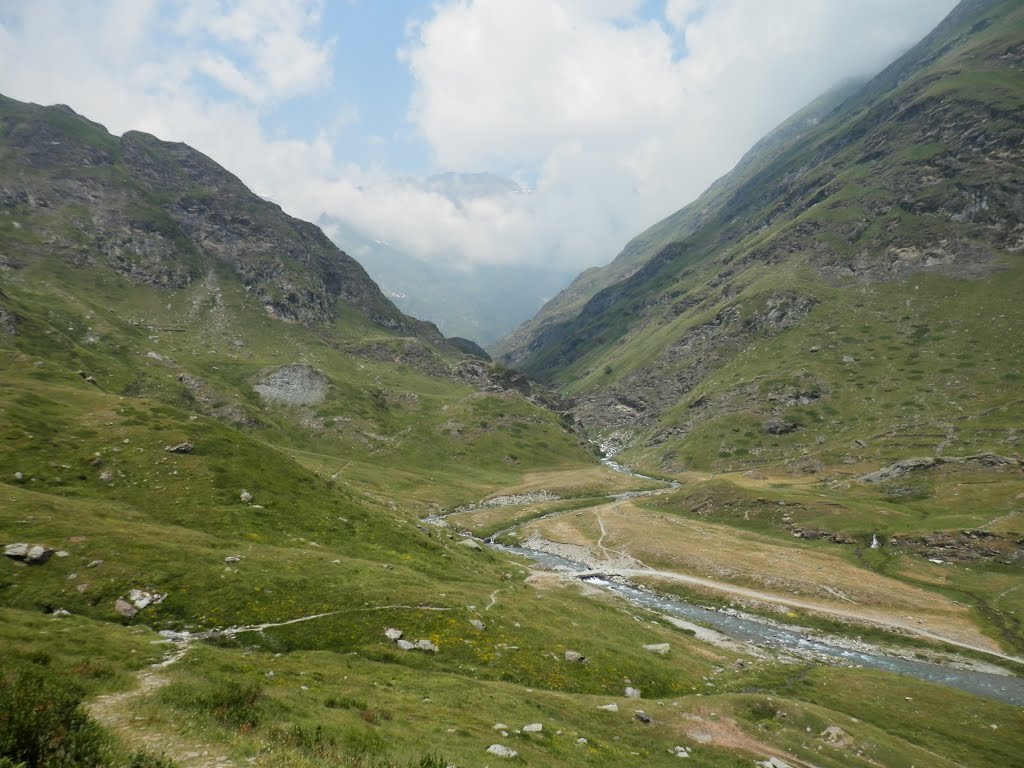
[0,660,110,767]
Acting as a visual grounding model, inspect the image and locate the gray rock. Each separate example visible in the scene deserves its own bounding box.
[128,589,165,610]
[384,628,403,641]
[564,650,586,663]
[52,608,72,617]
[396,639,416,650]
[4,543,29,559]
[253,364,329,405]
[469,619,486,631]
[493,723,508,731]
[114,599,137,619]
[597,703,618,712]
[643,643,670,655]
[240,490,253,503]
[13,471,24,482]
[164,442,194,454]
[86,559,104,568]
[416,639,439,652]
[99,471,114,483]
[486,745,518,758]
[759,759,794,768]
[457,538,482,551]
[55,550,70,557]
[764,419,800,435]
[635,711,652,724]
[26,545,53,564]
[673,745,690,758]
[224,556,241,563]
[624,686,641,698]
[522,723,543,733]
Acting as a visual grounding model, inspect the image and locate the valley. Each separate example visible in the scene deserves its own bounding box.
[2,1,1023,767]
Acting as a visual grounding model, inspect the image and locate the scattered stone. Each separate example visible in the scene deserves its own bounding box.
[396,639,416,651]
[384,628,403,641]
[635,711,652,724]
[164,442,194,454]
[564,650,587,663]
[114,599,137,619]
[86,559,104,568]
[240,490,253,503]
[486,745,518,759]
[643,643,670,655]
[493,723,508,731]
[673,745,690,758]
[523,723,543,733]
[76,583,90,593]
[3,543,29,560]
[99,471,114,484]
[52,608,72,617]
[416,639,439,652]
[469,619,486,631]
[624,686,641,698]
[597,703,619,712]
[55,550,70,557]
[577,737,588,745]
[13,471,24,482]
[841,355,855,364]
[224,556,241,563]
[758,758,794,768]
[457,538,482,551]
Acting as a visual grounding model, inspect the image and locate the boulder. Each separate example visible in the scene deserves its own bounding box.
[564,650,587,663]
[643,643,670,655]
[596,703,618,712]
[624,686,641,698]
[3,543,29,560]
[457,538,482,551]
[522,723,543,733]
[224,556,241,563]
[114,599,137,619]
[164,442,194,454]
[384,628,403,641]
[469,619,486,631]
[635,711,652,724]
[486,745,518,758]
[416,639,439,652]
[26,545,53,564]
[240,490,253,503]
[396,639,415,651]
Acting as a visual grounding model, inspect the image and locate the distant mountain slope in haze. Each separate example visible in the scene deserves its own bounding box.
[500,0,1024,473]
[325,216,574,347]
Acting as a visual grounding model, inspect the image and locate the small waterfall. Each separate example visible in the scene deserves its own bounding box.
[870,534,880,549]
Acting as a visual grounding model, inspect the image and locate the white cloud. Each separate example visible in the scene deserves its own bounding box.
[0,0,960,275]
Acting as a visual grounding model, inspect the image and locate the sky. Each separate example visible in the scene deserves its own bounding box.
[0,0,960,273]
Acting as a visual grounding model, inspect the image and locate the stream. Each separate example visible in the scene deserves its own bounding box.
[484,453,1024,707]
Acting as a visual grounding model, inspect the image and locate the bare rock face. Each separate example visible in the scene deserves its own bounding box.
[253,364,329,405]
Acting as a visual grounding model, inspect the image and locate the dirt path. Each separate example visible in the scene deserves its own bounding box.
[88,640,241,768]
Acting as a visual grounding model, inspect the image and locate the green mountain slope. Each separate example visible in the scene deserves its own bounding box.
[502,0,1024,475]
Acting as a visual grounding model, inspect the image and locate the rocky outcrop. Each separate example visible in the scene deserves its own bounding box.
[0,95,443,341]
[253,364,329,406]
[858,453,1022,483]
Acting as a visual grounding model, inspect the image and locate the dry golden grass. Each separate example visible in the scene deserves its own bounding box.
[523,502,1003,653]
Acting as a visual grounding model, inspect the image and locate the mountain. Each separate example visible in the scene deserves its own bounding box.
[3,5,1024,768]
[323,215,574,347]
[500,0,1024,474]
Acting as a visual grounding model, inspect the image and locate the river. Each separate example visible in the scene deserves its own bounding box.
[483,454,1024,707]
